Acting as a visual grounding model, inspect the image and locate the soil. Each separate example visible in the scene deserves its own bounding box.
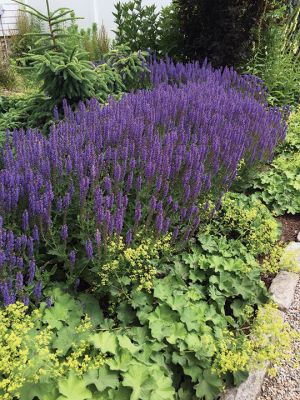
[277,214,300,243]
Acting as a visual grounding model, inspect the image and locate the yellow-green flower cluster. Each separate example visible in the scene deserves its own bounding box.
[261,241,299,275]
[214,303,296,377]
[96,233,171,292]
[217,193,279,256]
[0,303,33,399]
[0,304,105,399]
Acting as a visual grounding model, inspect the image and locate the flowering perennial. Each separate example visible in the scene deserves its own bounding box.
[0,61,287,305]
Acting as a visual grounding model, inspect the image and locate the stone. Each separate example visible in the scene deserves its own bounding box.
[297,231,300,242]
[222,369,267,400]
[284,242,300,265]
[269,271,299,311]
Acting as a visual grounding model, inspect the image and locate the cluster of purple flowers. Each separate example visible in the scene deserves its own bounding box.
[150,57,268,104]
[0,217,41,305]
[0,60,287,305]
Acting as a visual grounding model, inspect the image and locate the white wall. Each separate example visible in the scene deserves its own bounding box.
[0,0,19,35]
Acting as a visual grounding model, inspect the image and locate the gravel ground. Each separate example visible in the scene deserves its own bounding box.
[258,280,300,400]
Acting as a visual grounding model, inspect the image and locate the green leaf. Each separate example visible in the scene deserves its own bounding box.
[107,350,133,372]
[58,373,92,400]
[84,366,119,392]
[195,371,223,400]
[149,370,175,400]
[122,364,153,400]
[90,331,118,354]
[19,383,59,400]
[52,326,76,354]
[117,335,139,354]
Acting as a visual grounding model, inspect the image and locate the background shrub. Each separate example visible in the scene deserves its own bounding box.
[175,0,269,68]
[113,0,160,52]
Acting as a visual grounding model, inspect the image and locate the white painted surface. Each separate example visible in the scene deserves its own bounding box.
[0,0,171,37]
[0,0,19,35]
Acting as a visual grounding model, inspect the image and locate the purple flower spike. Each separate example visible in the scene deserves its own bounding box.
[22,210,29,232]
[28,259,36,284]
[134,201,142,224]
[95,229,101,247]
[85,239,93,259]
[15,272,24,292]
[126,230,133,245]
[33,281,42,301]
[69,250,76,270]
[60,224,68,241]
[32,225,39,242]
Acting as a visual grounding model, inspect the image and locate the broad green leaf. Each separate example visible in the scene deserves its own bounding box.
[117,335,139,354]
[90,331,117,354]
[107,349,133,372]
[122,363,153,400]
[19,383,59,400]
[58,373,92,400]
[84,366,119,392]
[195,371,223,400]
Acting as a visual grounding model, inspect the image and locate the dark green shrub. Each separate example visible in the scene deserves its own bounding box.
[176,0,269,67]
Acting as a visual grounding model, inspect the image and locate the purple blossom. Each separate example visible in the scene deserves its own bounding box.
[32,225,39,242]
[22,210,29,232]
[15,272,23,292]
[28,259,36,284]
[85,239,93,259]
[33,281,42,301]
[95,229,101,248]
[60,224,68,241]
[69,250,76,269]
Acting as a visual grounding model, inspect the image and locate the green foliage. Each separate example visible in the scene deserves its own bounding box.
[238,109,300,215]
[65,19,110,62]
[1,233,295,400]
[9,10,42,61]
[158,2,183,58]
[113,0,160,52]
[79,23,110,62]
[207,193,280,256]
[251,151,300,215]
[0,61,17,91]
[244,3,300,106]
[103,45,150,91]
[0,93,54,135]
[30,48,97,103]
[244,26,300,106]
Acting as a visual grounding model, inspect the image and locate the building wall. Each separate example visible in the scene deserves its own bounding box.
[0,0,19,35]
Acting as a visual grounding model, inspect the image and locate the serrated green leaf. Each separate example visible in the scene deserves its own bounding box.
[58,373,92,400]
[84,366,119,392]
[90,331,118,354]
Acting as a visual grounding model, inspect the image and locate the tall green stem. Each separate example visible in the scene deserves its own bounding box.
[45,0,57,48]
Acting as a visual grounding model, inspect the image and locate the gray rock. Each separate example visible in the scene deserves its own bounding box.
[222,369,267,400]
[284,242,300,265]
[297,231,300,242]
[269,271,299,311]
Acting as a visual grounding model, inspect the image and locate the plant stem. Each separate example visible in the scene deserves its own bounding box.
[45,0,56,49]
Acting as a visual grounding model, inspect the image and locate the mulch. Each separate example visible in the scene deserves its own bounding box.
[277,214,300,243]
